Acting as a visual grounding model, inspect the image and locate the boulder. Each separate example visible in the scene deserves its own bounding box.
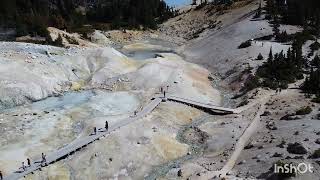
[287,142,308,155]
[177,169,182,177]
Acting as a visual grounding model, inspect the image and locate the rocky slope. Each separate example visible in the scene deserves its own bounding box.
[157,0,320,179]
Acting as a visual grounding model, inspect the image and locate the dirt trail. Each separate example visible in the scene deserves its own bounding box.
[193,94,271,179]
[218,95,269,177]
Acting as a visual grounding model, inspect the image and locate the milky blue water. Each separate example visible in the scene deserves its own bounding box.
[165,0,191,6]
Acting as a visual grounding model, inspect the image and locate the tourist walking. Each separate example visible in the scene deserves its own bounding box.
[105,121,109,131]
[41,153,47,166]
[93,127,97,135]
[22,162,25,171]
[27,158,31,167]
[0,170,3,180]
[163,91,166,98]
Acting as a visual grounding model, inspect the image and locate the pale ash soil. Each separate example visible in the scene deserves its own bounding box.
[0,37,222,179]
[1,1,320,180]
[156,0,320,180]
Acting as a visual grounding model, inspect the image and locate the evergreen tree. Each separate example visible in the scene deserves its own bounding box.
[268,48,273,62]
[311,55,320,68]
[256,43,304,89]
[0,0,176,37]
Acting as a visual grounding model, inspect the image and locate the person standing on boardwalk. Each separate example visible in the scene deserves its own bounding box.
[93,127,97,135]
[0,170,3,180]
[41,153,47,166]
[22,162,25,171]
[105,121,109,131]
[27,158,31,167]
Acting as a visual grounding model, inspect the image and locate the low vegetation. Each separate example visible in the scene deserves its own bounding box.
[254,35,273,41]
[256,53,264,60]
[295,106,312,115]
[256,46,304,89]
[311,95,320,103]
[238,40,252,49]
[46,34,64,47]
[0,0,177,39]
[309,41,320,56]
[302,68,320,95]
[287,142,308,155]
[311,55,320,68]
[65,35,79,45]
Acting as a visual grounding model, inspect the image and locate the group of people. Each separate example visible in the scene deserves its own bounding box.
[93,121,109,135]
[21,158,31,171]
[1,85,171,179]
[0,153,48,179]
[160,85,169,98]
[21,153,47,172]
[275,88,282,94]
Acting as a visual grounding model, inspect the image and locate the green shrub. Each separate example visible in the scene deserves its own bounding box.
[65,36,79,45]
[254,35,273,41]
[312,95,320,103]
[242,74,260,92]
[68,26,94,39]
[52,34,64,47]
[275,31,293,43]
[294,30,315,45]
[310,41,320,52]
[256,45,305,90]
[302,68,320,94]
[279,82,289,89]
[295,106,312,115]
[311,55,320,68]
[237,99,249,108]
[238,40,252,49]
[256,53,264,60]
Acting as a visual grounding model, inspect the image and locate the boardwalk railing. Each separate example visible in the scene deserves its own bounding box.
[3,93,237,180]
[166,95,237,114]
[4,98,162,180]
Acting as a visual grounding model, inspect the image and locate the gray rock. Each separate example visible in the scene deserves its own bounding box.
[238,160,246,165]
[287,142,308,155]
[272,152,283,157]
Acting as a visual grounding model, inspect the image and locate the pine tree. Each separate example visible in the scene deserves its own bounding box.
[268,48,273,62]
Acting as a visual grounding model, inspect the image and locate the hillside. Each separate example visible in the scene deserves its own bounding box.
[0,0,175,39]
[0,0,320,180]
[157,0,320,179]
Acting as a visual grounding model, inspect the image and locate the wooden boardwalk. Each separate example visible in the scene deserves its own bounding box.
[3,93,237,180]
[166,95,237,114]
[3,98,162,180]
